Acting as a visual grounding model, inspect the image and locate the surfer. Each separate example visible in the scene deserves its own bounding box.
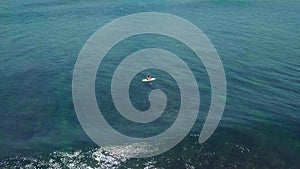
[142,75,155,82]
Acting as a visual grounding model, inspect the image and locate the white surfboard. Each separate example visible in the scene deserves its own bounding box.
[142,77,156,82]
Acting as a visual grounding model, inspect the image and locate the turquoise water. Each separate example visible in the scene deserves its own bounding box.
[0,0,299,168]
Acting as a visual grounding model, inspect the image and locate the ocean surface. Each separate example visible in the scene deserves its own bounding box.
[0,0,299,168]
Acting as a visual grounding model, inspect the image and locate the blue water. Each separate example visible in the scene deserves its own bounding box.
[0,0,299,168]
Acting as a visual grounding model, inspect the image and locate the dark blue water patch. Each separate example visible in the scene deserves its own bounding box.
[2,127,298,169]
[0,66,91,158]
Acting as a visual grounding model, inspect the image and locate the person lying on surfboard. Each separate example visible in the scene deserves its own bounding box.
[146,75,151,80]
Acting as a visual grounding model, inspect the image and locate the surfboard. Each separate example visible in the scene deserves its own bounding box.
[142,78,156,82]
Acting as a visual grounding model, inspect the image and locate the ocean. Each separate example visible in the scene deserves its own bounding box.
[0,0,299,168]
